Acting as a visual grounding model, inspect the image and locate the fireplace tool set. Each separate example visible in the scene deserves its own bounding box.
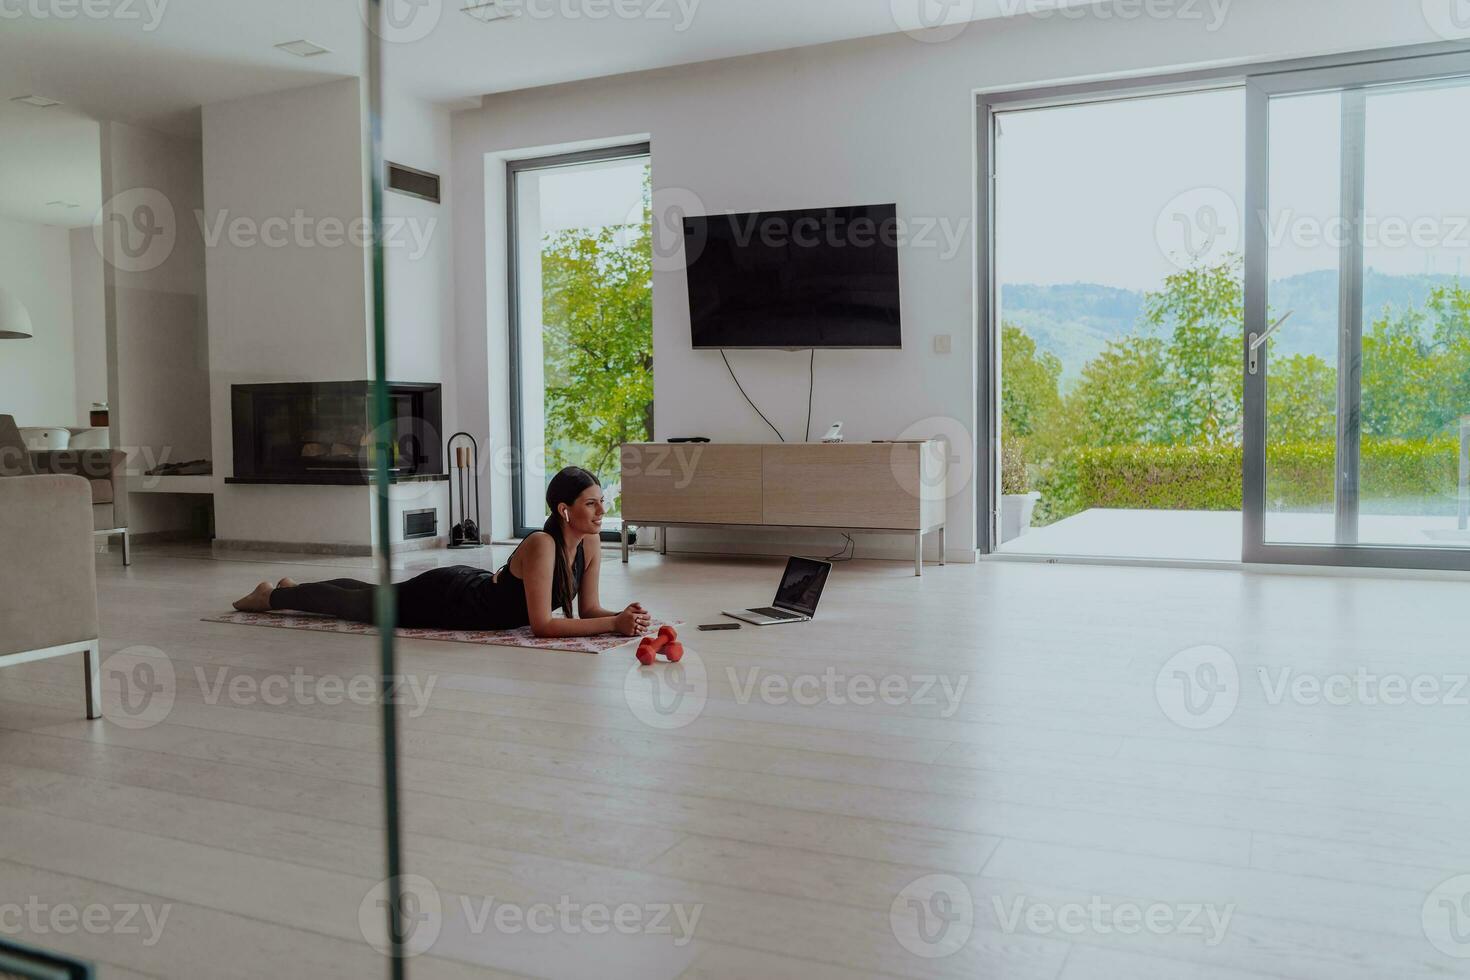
[446,432,484,549]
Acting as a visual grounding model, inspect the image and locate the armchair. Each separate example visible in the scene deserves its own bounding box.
[30,448,131,564]
[0,472,103,719]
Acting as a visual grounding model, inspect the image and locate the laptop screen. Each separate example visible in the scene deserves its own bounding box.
[774,557,832,617]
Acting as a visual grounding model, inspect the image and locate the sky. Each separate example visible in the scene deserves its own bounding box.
[534,156,648,234]
[995,80,1470,292]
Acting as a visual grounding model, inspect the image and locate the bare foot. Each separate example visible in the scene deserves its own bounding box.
[233,581,274,612]
[276,577,299,590]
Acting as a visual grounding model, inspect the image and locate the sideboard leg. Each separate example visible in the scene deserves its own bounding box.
[621,524,629,563]
[660,528,668,556]
[914,532,923,577]
[939,526,946,565]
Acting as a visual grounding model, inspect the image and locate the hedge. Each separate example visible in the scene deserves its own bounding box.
[1033,438,1461,526]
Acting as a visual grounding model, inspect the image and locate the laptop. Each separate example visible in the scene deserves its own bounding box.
[723,556,832,626]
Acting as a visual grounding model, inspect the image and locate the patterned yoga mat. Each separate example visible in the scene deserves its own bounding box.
[201,610,676,655]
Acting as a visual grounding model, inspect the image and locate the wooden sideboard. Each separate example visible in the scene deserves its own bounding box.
[618,441,948,575]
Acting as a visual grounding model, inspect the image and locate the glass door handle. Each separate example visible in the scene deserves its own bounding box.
[1248,311,1294,375]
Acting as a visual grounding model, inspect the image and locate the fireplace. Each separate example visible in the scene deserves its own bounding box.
[228,381,445,485]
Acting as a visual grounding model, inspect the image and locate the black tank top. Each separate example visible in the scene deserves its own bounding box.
[469,531,585,629]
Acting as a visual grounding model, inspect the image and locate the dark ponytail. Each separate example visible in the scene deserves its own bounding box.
[543,466,600,617]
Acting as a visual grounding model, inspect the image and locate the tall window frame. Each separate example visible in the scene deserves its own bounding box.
[506,142,652,540]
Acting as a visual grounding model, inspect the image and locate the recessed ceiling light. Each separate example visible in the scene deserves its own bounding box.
[10,95,63,108]
[275,39,330,58]
[462,1,519,23]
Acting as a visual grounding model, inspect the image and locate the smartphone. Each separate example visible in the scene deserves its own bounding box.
[698,623,741,631]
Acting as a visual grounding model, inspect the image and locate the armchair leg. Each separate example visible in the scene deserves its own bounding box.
[83,641,101,719]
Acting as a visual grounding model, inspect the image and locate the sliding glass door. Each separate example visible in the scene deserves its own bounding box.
[1244,52,1470,568]
[508,145,652,537]
[982,45,1470,569]
[988,88,1246,562]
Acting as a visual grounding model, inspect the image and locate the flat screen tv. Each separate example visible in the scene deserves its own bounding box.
[684,203,902,349]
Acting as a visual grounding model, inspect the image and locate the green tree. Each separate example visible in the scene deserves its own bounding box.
[1001,323,1062,440]
[1051,334,1169,450]
[1139,258,1244,445]
[1362,304,1437,438]
[1362,284,1470,439]
[1036,256,1246,459]
[1426,284,1470,434]
[539,174,654,482]
[1266,353,1335,442]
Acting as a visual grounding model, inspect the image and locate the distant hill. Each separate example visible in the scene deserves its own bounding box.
[1001,283,1142,382]
[1266,270,1463,359]
[1002,271,1464,386]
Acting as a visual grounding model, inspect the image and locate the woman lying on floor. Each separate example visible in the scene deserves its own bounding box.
[231,466,652,638]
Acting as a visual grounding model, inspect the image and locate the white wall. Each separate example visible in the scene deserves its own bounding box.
[99,120,212,535]
[381,87,454,546]
[69,228,107,424]
[384,89,454,392]
[202,78,374,549]
[102,122,211,465]
[0,217,78,426]
[451,0,1446,559]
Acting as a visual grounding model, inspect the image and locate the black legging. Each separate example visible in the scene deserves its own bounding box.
[270,577,379,623]
[270,568,491,629]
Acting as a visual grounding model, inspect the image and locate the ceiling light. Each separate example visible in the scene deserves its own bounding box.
[462,1,519,23]
[10,94,62,108]
[0,288,35,340]
[275,39,330,58]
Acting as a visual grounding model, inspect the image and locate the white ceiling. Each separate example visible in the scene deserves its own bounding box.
[0,0,1089,228]
[0,0,1092,134]
[0,104,101,228]
[380,0,1072,103]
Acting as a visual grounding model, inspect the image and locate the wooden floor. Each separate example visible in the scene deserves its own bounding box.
[3,542,1470,979]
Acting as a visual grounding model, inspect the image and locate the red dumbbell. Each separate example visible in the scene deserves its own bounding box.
[636,625,681,665]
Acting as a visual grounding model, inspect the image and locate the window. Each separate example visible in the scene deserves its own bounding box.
[982,47,1470,571]
[508,145,653,536]
[990,88,1246,561]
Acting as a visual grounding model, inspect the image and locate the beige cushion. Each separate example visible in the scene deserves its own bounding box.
[0,474,99,656]
[30,448,128,530]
